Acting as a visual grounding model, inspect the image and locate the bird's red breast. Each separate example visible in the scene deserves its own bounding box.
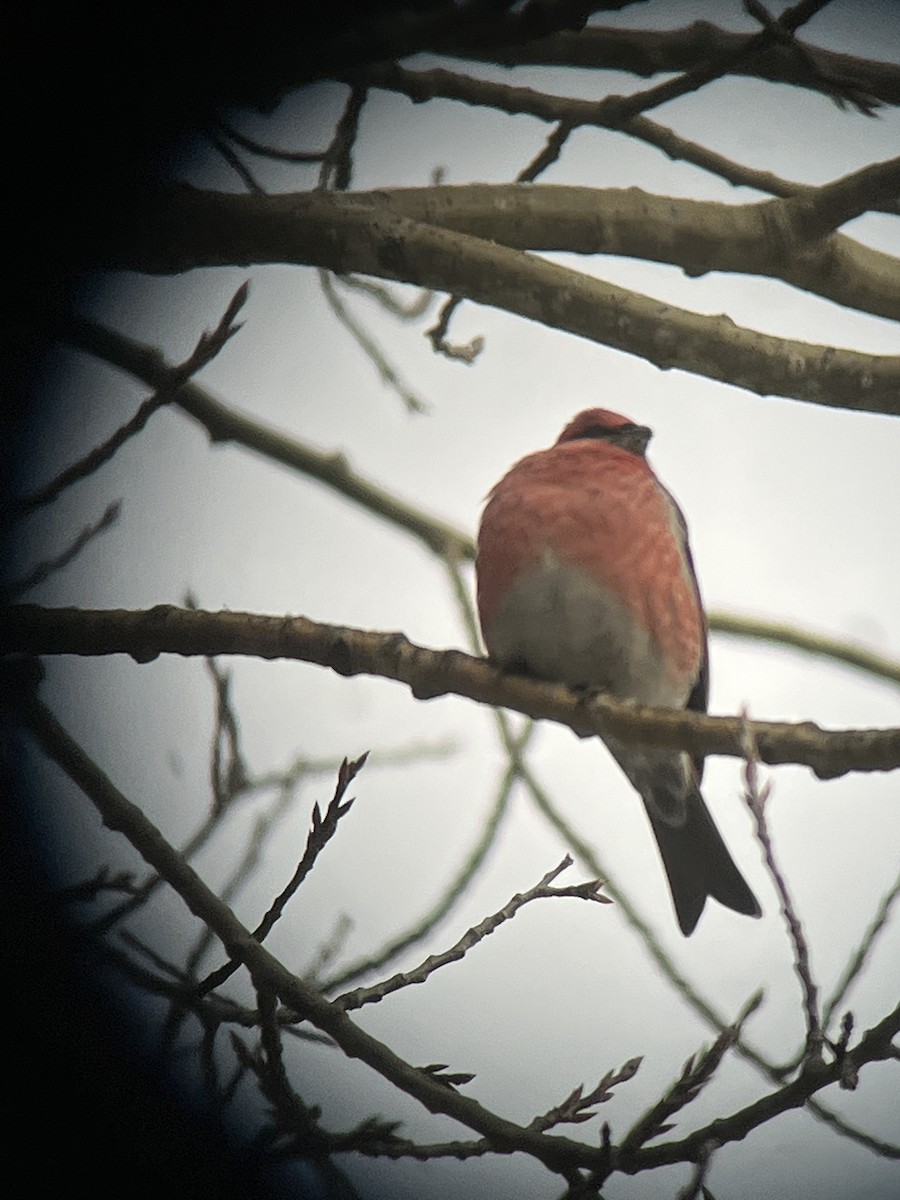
[476,412,704,700]
[475,409,761,934]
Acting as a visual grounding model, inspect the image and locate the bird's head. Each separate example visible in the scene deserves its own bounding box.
[555,409,652,457]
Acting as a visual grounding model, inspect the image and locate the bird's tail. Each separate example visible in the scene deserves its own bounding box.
[643,782,761,936]
[606,739,760,935]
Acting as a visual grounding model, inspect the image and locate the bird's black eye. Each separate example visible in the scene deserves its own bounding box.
[578,423,652,456]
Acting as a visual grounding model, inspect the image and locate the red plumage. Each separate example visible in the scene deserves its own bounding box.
[476,408,760,935]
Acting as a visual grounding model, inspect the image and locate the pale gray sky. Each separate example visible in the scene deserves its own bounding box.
[11,3,900,1197]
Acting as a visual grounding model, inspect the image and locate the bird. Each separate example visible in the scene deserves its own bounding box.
[475,408,760,935]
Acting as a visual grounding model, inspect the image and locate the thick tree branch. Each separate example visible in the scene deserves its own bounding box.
[448,21,900,108]
[5,604,899,778]
[11,686,605,1178]
[615,998,900,1173]
[97,185,900,414]
[13,686,899,1181]
[290,182,900,321]
[51,318,900,692]
[344,62,898,216]
[769,155,900,241]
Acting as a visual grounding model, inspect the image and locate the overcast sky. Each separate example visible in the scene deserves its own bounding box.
[9,3,900,1198]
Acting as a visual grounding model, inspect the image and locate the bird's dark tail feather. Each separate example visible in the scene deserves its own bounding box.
[644,788,761,936]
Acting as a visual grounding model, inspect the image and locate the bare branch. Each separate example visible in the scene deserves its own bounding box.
[559,0,836,124]
[198,754,367,995]
[62,311,470,557]
[319,269,429,411]
[213,117,328,165]
[451,20,899,109]
[52,315,900,697]
[769,155,900,241]
[57,866,140,902]
[6,604,900,778]
[202,655,251,814]
[709,613,900,690]
[320,749,516,992]
[426,294,484,363]
[516,119,576,182]
[113,186,900,411]
[335,273,434,320]
[334,856,605,1011]
[616,998,900,1172]
[237,182,897,323]
[3,500,122,600]
[822,866,900,1033]
[206,128,265,194]
[529,1057,642,1133]
[13,687,899,1178]
[318,84,367,192]
[3,688,615,1174]
[618,991,763,1156]
[344,61,899,213]
[740,718,822,1061]
[15,283,250,514]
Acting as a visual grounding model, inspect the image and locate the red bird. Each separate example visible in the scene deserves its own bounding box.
[476,408,760,935]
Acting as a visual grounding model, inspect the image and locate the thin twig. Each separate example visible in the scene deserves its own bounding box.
[203,655,250,814]
[740,715,822,1062]
[319,269,429,412]
[618,991,764,1157]
[320,759,516,992]
[822,866,900,1032]
[4,500,122,599]
[64,317,900,560]
[207,129,265,194]
[426,294,484,364]
[710,613,900,690]
[318,84,367,192]
[596,0,834,124]
[517,120,575,183]
[56,866,139,902]
[335,273,434,320]
[334,856,607,1011]
[214,117,328,164]
[15,283,249,515]
[15,686,899,1176]
[450,22,897,110]
[529,1057,642,1134]
[674,1144,716,1200]
[347,60,895,210]
[197,754,367,995]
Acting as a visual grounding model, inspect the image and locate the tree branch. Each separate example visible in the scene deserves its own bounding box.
[334,856,606,1012]
[343,61,898,214]
[7,686,610,1177]
[769,155,900,242]
[57,311,470,560]
[616,999,900,1173]
[15,282,249,514]
[98,185,900,414]
[5,604,899,778]
[16,684,897,1180]
[52,317,900,688]
[197,754,366,996]
[294,181,899,321]
[448,20,900,109]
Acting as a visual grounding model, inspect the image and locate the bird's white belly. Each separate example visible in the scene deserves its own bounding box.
[486,553,684,707]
